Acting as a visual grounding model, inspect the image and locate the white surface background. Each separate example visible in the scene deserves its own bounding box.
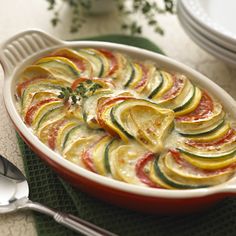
[0,1,236,235]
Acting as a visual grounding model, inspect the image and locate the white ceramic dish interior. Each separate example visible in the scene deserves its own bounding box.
[178,0,236,53]
[1,29,236,201]
[178,10,236,67]
[181,0,236,47]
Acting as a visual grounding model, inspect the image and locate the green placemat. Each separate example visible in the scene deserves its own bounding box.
[17,35,236,236]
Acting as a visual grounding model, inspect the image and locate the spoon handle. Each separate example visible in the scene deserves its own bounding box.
[22,200,118,236]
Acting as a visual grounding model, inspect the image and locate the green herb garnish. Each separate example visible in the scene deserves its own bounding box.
[58,80,102,104]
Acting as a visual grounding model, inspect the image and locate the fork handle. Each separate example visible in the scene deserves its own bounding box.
[21,200,118,236]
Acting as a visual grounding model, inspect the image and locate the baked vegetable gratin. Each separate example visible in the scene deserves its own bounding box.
[15,48,236,189]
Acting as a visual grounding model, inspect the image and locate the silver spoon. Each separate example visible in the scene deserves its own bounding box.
[0,154,118,236]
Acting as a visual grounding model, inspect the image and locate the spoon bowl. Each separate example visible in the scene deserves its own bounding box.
[0,154,117,236]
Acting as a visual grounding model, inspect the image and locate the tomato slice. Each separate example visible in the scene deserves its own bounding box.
[71,77,90,91]
[81,135,106,172]
[98,49,118,76]
[162,75,185,100]
[134,63,148,90]
[185,129,236,148]
[135,153,161,188]
[25,98,60,125]
[48,119,67,150]
[71,77,115,91]
[81,149,96,173]
[17,77,45,97]
[176,92,213,121]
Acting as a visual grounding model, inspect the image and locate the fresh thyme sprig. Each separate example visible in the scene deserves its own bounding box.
[58,80,102,105]
[46,0,175,35]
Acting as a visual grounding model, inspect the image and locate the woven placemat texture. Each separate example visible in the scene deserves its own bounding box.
[16,35,236,236]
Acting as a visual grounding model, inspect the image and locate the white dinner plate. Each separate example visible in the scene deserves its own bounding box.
[180,0,236,51]
[178,10,236,67]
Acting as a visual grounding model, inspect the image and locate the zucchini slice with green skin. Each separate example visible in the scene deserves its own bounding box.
[54,120,81,152]
[186,122,231,142]
[150,71,174,99]
[36,105,65,131]
[175,101,225,136]
[35,56,80,82]
[62,125,83,150]
[180,151,236,170]
[17,65,57,86]
[110,142,148,184]
[155,74,189,108]
[104,138,124,179]
[62,125,103,153]
[123,62,135,88]
[178,119,225,137]
[154,155,209,189]
[174,86,202,116]
[180,129,236,156]
[104,138,118,173]
[125,63,143,89]
[21,84,62,115]
[82,48,111,77]
[164,152,233,186]
[50,48,93,77]
[145,70,164,99]
[111,98,174,152]
[28,100,63,128]
[77,49,104,77]
[92,135,114,175]
[172,83,195,112]
[177,147,236,159]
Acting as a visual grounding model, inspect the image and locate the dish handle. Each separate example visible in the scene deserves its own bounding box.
[0,29,63,77]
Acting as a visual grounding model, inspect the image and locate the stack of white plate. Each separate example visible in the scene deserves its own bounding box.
[177,0,236,67]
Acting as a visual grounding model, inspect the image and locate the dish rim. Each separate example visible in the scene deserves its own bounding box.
[2,31,236,199]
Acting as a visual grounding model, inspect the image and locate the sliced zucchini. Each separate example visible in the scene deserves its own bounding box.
[36,105,65,131]
[17,65,55,84]
[177,147,236,159]
[155,74,189,108]
[64,137,97,168]
[177,119,225,137]
[35,56,80,82]
[151,71,174,99]
[161,78,195,110]
[180,131,236,156]
[77,49,104,77]
[175,102,225,135]
[164,152,233,186]
[105,138,124,180]
[55,119,81,152]
[111,99,174,152]
[110,142,147,185]
[180,151,236,170]
[143,70,163,99]
[174,87,202,115]
[29,100,63,128]
[21,84,62,116]
[186,122,231,142]
[122,62,136,88]
[91,135,113,175]
[51,48,93,77]
[153,155,208,189]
